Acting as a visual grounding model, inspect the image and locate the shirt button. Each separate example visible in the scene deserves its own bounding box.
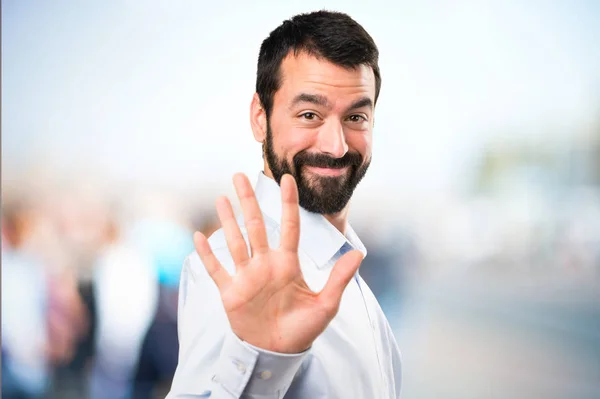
[259,370,272,380]
[232,359,247,373]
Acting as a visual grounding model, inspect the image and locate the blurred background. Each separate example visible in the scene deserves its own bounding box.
[2,1,600,398]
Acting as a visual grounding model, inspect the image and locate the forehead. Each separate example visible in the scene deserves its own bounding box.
[275,52,376,108]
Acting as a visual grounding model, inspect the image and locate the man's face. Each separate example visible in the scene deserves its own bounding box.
[263,52,375,215]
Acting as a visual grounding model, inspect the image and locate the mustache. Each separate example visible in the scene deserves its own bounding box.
[294,151,363,169]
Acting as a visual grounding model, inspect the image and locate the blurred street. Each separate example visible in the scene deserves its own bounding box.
[3,1,600,398]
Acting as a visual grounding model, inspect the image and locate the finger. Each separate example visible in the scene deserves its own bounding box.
[233,173,269,255]
[279,174,301,253]
[193,231,231,290]
[216,196,250,268]
[319,250,363,313]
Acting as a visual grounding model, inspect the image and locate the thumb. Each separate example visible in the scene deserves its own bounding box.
[319,250,363,312]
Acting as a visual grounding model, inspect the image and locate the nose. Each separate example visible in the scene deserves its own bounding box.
[317,120,348,158]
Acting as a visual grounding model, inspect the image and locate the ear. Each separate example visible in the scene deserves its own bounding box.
[250,93,267,143]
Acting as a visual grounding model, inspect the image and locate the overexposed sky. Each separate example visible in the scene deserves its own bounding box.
[3,0,599,196]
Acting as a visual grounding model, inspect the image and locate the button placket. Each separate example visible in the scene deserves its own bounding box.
[356,277,388,395]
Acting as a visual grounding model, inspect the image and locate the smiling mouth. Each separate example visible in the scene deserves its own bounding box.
[304,166,349,177]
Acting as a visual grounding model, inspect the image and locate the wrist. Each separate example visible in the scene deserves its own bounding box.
[235,333,310,355]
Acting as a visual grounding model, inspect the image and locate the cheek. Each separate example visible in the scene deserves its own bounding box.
[273,125,316,156]
[288,129,315,151]
[346,132,371,158]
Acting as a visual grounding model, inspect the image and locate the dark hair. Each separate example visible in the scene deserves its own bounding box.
[256,10,381,118]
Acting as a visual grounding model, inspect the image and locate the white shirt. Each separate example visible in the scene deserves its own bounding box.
[167,173,402,399]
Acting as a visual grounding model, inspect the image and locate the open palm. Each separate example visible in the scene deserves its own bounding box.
[194,173,363,354]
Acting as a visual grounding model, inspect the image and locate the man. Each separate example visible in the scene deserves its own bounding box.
[167,10,402,399]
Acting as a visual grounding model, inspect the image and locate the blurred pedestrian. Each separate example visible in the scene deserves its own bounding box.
[2,197,51,399]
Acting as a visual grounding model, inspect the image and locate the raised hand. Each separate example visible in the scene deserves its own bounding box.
[193,173,363,354]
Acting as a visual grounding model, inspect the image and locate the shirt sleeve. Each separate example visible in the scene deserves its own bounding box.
[166,254,308,399]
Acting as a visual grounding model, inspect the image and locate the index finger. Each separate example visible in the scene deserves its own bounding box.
[279,174,300,253]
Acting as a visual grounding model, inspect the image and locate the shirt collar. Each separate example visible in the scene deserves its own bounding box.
[254,172,367,268]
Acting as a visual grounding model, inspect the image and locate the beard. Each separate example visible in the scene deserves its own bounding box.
[264,122,371,215]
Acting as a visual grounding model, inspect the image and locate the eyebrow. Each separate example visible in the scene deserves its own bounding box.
[290,93,374,113]
[290,93,329,108]
[347,97,373,112]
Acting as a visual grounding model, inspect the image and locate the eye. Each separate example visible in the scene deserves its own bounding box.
[300,112,317,120]
[347,114,367,123]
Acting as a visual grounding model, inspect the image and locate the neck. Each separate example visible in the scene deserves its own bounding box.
[324,208,349,235]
